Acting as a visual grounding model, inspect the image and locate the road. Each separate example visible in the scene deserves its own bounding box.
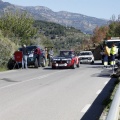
[0,61,115,120]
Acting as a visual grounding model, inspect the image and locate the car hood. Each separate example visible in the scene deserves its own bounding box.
[53,56,72,60]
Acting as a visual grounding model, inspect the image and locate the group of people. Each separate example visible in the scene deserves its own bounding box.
[103,42,117,68]
[21,45,54,69]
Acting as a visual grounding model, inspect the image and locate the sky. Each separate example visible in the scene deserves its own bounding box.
[2,0,120,20]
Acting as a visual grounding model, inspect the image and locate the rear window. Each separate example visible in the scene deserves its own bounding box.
[27,46,37,52]
[105,41,120,48]
[19,46,38,54]
[59,51,74,56]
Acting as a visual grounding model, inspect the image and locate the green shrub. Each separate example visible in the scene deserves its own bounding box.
[0,31,17,68]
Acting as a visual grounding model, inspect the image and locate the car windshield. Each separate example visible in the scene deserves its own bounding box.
[19,46,37,54]
[59,51,74,56]
[79,52,92,55]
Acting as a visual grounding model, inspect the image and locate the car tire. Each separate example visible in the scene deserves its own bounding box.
[7,58,15,70]
[91,61,94,64]
[34,58,38,68]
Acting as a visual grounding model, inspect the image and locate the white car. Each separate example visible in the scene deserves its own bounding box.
[78,51,94,64]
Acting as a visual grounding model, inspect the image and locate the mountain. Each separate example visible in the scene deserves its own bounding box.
[0,0,108,34]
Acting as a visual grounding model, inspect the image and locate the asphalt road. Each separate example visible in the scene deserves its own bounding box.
[0,61,115,120]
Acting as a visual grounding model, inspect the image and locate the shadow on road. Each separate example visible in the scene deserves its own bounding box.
[43,67,70,70]
[0,78,19,82]
[91,69,112,78]
[80,77,116,120]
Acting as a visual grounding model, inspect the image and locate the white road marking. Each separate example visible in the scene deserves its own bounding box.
[96,89,102,95]
[104,81,108,85]
[0,70,65,90]
[81,104,91,113]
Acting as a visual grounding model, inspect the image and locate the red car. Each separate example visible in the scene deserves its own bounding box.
[51,50,80,69]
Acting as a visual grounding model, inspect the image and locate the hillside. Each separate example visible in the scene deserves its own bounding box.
[34,20,90,51]
[0,0,108,34]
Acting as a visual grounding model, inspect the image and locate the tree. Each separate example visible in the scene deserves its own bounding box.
[91,26,109,43]
[0,11,37,45]
[114,22,120,36]
[106,21,119,38]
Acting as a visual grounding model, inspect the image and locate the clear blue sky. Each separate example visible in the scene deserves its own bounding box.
[3,0,120,20]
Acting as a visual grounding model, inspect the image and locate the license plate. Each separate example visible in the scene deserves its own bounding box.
[81,60,88,62]
[58,64,67,66]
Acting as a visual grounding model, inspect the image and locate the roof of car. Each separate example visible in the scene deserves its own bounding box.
[60,50,74,51]
[80,51,92,53]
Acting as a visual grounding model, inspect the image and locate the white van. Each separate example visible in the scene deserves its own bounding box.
[101,38,120,64]
[104,39,120,54]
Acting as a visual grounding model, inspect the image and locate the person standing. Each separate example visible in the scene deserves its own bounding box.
[22,44,28,69]
[103,44,110,68]
[110,43,117,66]
[34,47,41,67]
[43,47,48,66]
[48,47,54,66]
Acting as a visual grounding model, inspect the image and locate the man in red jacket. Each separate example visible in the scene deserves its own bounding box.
[34,47,41,67]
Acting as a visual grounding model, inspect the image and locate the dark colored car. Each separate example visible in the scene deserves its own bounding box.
[51,50,80,69]
[7,45,46,69]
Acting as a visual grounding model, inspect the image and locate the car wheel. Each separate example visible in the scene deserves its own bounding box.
[7,58,15,70]
[34,58,38,68]
[91,61,94,64]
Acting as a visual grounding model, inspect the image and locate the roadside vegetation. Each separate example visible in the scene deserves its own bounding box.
[91,15,120,44]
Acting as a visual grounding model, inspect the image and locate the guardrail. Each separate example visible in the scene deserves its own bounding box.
[106,83,120,120]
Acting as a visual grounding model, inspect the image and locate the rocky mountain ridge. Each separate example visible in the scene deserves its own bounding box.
[0,0,108,34]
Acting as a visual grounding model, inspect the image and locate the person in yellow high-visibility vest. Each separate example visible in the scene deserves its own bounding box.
[103,44,110,68]
[110,43,117,66]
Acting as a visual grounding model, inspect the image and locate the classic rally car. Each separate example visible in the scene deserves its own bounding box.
[51,50,80,69]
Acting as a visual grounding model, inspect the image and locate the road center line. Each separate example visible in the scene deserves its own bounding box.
[0,70,65,90]
[81,104,91,113]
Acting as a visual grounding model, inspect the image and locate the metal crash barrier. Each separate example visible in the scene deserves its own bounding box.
[106,83,120,120]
